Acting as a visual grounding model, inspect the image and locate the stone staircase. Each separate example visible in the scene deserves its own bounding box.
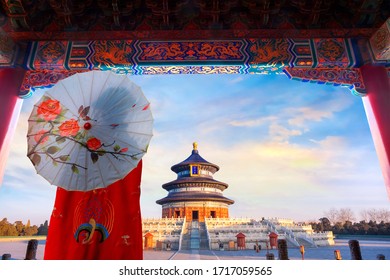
[199,222,210,250]
[296,237,317,248]
[180,222,191,250]
[180,221,209,250]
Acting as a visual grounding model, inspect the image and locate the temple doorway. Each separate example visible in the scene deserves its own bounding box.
[192,211,199,220]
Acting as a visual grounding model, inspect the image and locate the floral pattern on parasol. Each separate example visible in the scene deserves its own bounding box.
[27,71,153,191]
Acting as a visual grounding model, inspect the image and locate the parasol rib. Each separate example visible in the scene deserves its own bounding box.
[71,146,84,191]
[49,142,74,185]
[104,150,126,178]
[95,155,106,188]
[94,103,151,122]
[50,82,80,117]
[76,73,86,108]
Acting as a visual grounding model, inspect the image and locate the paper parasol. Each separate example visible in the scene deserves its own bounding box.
[27,71,153,191]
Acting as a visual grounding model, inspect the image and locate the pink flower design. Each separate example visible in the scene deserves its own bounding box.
[37,99,62,121]
[120,147,128,153]
[86,137,102,151]
[59,119,80,137]
[34,130,49,144]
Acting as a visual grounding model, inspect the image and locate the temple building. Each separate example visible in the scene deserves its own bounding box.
[156,142,234,222]
[146,143,335,251]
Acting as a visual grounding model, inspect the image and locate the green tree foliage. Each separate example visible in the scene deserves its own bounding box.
[0,218,18,236]
[310,218,390,235]
[14,221,24,234]
[24,225,38,236]
[0,218,47,236]
[319,217,332,231]
[37,220,49,236]
[310,208,390,235]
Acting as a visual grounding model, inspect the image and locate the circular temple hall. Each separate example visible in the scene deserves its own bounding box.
[156,143,234,222]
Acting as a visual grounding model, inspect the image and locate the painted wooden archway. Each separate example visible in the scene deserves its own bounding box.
[0,19,389,197]
[18,37,367,97]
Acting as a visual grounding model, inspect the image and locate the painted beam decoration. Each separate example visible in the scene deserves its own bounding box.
[20,38,364,97]
[19,70,87,98]
[369,18,390,63]
[283,67,366,97]
[25,38,358,72]
[0,30,17,67]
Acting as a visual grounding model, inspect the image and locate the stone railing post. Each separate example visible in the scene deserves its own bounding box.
[266,253,275,260]
[334,250,342,260]
[277,239,289,260]
[2,253,11,260]
[348,239,362,260]
[25,239,38,260]
[376,254,385,260]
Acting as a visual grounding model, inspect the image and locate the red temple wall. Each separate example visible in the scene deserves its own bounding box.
[162,206,229,222]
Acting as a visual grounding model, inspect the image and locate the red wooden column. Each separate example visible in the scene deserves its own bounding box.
[360,65,390,198]
[0,68,26,185]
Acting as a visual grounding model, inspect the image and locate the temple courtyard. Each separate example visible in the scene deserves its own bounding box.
[1,237,390,260]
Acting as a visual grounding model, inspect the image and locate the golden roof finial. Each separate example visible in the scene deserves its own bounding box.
[193,142,198,150]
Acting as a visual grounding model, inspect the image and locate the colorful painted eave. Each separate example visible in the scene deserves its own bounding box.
[15,37,383,98]
[24,38,359,71]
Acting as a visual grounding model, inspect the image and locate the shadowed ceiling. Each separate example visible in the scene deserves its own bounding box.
[0,0,389,41]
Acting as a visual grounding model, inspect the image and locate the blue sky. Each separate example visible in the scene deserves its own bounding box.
[0,73,389,226]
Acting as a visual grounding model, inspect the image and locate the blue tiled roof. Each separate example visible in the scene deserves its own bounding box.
[162,177,228,191]
[171,148,219,172]
[156,192,235,205]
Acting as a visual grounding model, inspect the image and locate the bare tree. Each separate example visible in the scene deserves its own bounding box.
[368,208,378,221]
[360,209,370,222]
[377,208,390,222]
[338,208,355,223]
[324,208,339,225]
[359,208,390,222]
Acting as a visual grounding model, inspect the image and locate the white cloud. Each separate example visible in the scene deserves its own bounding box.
[229,116,277,127]
[179,136,386,221]
[268,123,302,143]
[227,76,244,84]
[287,107,333,127]
[228,102,350,144]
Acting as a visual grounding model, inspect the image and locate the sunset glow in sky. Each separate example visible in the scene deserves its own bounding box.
[0,73,389,226]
